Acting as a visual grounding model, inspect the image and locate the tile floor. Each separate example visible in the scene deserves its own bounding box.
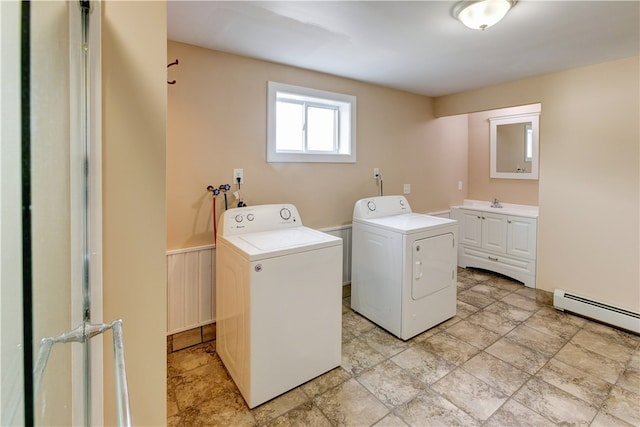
[167,268,640,426]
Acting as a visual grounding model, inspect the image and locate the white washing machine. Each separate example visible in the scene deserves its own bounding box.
[351,195,458,340]
[215,204,342,408]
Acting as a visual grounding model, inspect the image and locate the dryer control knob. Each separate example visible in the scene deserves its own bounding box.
[247,213,255,221]
[399,199,405,207]
[280,208,291,220]
[235,214,243,223]
[367,201,376,212]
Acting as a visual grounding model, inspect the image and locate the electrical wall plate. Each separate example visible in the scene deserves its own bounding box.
[233,168,244,184]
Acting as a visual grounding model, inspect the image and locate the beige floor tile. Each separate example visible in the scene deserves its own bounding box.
[391,345,457,385]
[341,337,386,376]
[617,368,640,394]
[504,323,567,358]
[500,292,542,311]
[408,317,457,343]
[313,378,389,426]
[571,328,635,363]
[524,308,582,340]
[468,283,512,300]
[266,401,332,427]
[458,268,494,282]
[455,299,480,319]
[432,368,508,421]
[396,388,481,427]
[300,366,352,398]
[373,412,409,426]
[251,388,308,424]
[167,393,179,418]
[445,319,502,349]
[188,390,256,426]
[168,276,639,427]
[486,337,550,375]
[582,321,640,349]
[463,351,530,395]
[515,286,537,300]
[359,327,410,358]
[536,358,613,406]
[342,309,377,336]
[457,289,497,309]
[168,357,237,410]
[357,360,425,407]
[465,309,520,335]
[167,340,216,377]
[591,410,635,427]
[484,398,556,427]
[484,300,535,323]
[514,377,598,426]
[420,331,481,365]
[602,385,640,426]
[483,275,525,292]
[555,342,625,384]
[457,274,480,291]
[172,328,202,352]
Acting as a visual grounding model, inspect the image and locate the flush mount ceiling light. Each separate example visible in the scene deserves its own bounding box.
[453,0,517,31]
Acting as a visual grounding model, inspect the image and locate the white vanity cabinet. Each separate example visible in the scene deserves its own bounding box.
[451,201,538,287]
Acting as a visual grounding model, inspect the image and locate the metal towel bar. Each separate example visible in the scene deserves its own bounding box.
[33,319,132,426]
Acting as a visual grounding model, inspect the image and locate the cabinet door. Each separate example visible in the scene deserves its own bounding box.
[482,212,507,253]
[507,216,537,259]
[459,210,482,247]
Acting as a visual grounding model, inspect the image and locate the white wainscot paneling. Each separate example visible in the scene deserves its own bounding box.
[320,225,352,285]
[167,245,214,335]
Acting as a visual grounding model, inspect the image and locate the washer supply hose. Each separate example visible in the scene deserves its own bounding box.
[213,195,217,243]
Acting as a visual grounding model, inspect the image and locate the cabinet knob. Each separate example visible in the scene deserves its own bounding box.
[507,220,512,224]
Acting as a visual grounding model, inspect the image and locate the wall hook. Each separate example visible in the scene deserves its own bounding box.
[167,59,179,85]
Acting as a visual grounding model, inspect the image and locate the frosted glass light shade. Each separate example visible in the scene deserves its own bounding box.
[453,0,516,30]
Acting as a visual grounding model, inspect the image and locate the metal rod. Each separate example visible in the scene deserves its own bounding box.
[32,320,132,426]
[111,320,132,427]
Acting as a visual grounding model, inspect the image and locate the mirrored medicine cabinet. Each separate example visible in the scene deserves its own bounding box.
[490,112,540,180]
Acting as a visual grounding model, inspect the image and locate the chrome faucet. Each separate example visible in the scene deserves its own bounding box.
[491,198,502,208]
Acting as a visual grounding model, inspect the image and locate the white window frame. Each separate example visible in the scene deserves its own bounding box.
[267,81,356,163]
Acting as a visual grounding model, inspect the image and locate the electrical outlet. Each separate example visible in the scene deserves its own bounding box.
[458,180,463,191]
[403,184,411,194]
[233,168,244,184]
[373,167,380,178]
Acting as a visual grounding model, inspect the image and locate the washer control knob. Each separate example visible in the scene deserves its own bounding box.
[367,201,376,212]
[399,199,405,207]
[280,208,291,220]
[235,214,243,223]
[247,213,255,221]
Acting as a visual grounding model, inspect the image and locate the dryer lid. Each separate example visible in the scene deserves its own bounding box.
[354,213,457,234]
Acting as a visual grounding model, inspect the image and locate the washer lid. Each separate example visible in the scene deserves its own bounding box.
[354,213,457,234]
[221,226,342,261]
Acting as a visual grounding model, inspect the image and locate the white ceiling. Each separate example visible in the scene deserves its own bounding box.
[167,1,639,97]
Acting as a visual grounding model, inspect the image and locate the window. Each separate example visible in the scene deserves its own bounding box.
[524,123,533,162]
[267,81,356,163]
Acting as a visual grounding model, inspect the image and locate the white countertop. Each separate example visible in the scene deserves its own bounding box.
[451,199,538,218]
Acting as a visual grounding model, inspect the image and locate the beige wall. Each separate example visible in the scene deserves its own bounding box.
[167,41,468,250]
[435,57,640,312]
[102,2,167,425]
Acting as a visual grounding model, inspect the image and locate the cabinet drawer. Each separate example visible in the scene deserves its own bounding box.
[462,245,536,276]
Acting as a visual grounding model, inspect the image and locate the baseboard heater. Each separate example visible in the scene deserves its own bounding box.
[554,289,640,334]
